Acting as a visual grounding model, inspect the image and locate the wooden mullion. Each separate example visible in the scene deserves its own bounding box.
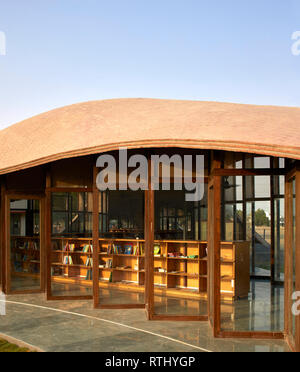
[284,175,292,339]
[270,172,275,283]
[145,153,154,319]
[295,169,300,352]
[1,179,6,294]
[93,164,100,308]
[46,169,52,300]
[213,175,221,336]
[5,194,11,293]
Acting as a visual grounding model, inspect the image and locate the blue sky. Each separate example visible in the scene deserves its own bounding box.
[0,0,300,129]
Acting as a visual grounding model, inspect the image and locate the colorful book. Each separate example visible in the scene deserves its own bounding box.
[124,244,133,255]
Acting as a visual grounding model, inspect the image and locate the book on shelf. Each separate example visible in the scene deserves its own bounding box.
[69,244,75,252]
[85,269,93,280]
[63,256,73,265]
[82,244,93,253]
[124,243,133,255]
[113,244,123,254]
[105,259,113,269]
[154,244,161,256]
[139,244,145,256]
[85,257,93,267]
[133,245,139,256]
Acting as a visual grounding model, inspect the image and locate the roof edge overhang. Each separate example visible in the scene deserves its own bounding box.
[1,139,298,176]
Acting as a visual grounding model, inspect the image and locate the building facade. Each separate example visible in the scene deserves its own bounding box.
[0,99,299,351]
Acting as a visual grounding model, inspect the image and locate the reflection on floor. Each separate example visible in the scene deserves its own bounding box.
[221,279,284,332]
[14,277,284,332]
[0,292,290,352]
[51,282,93,297]
[154,297,207,316]
[11,275,41,292]
[100,288,145,305]
[51,282,207,315]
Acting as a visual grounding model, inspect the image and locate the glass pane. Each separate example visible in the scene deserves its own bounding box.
[98,191,145,306]
[254,157,270,169]
[10,199,41,292]
[255,176,271,198]
[51,192,93,297]
[253,201,271,276]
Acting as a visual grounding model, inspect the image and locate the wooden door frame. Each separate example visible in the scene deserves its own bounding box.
[5,193,46,295]
[45,183,93,301]
[212,163,285,340]
[285,167,300,352]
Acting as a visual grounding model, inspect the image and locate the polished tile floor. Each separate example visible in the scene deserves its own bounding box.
[0,288,290,352]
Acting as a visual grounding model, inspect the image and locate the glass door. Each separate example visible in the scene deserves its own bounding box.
[8,197,43,293]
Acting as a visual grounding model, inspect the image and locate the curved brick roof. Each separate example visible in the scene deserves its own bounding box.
[0,98,300,174]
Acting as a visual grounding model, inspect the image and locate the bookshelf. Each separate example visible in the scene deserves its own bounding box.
[98,239,208,300]
[48,237,249,302]
[11,236,41,277]
[51,237,93,283]
[99,238,145,287]
[220,241,250,302]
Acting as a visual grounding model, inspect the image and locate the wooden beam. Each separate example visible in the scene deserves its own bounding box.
[213,168,286,177]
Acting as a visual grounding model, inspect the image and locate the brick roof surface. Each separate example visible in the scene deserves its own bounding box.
[0,98,300,174]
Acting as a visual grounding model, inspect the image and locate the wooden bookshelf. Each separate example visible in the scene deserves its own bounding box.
[48,237,249,302]
[51,237,93,283]
[99,238,145,286]
[98,239,208,300]
[220,241,250,302]
[11,236,41,276]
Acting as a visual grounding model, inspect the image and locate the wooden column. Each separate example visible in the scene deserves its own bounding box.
[145,155,154,319]
[45,169,52,300]
[207,151,222,336]
[93,163,100,308]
